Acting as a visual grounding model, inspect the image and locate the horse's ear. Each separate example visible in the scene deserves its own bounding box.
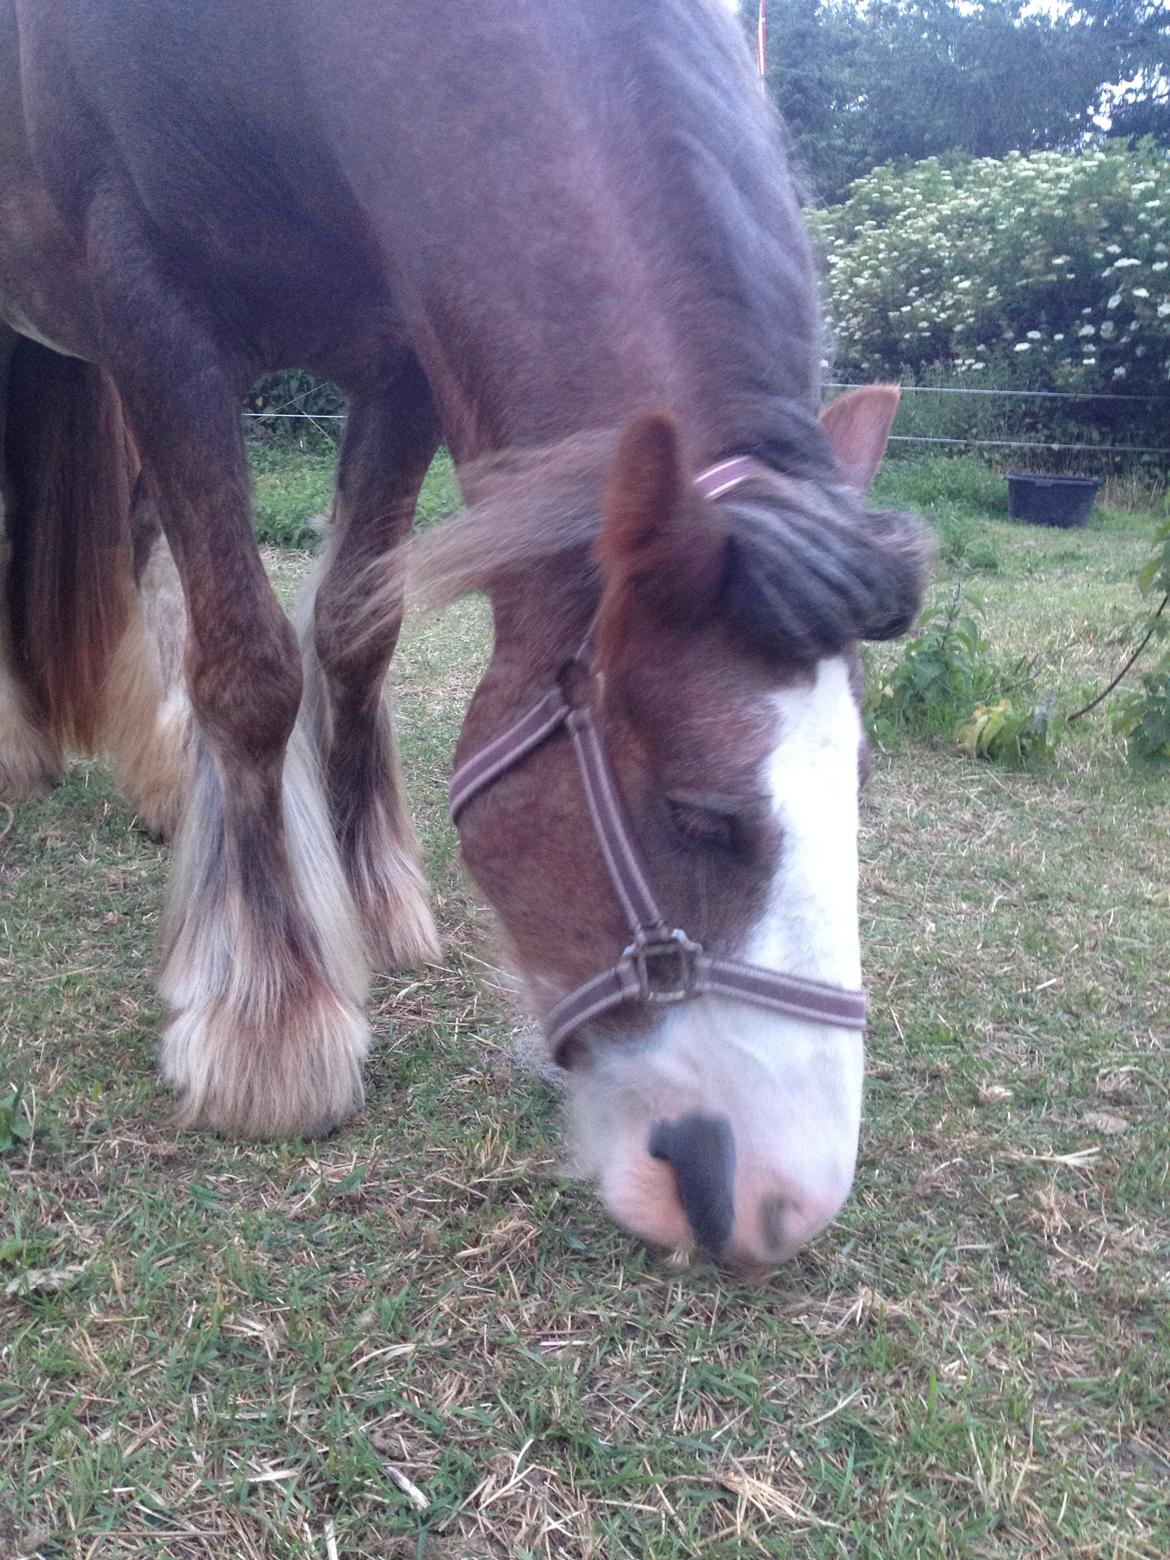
[819,385,900,494]
[596,411,727,669]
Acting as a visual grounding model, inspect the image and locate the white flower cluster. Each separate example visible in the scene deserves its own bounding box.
[815,145,1170,399]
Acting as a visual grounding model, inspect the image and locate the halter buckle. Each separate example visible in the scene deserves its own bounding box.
[625,929,703,1004]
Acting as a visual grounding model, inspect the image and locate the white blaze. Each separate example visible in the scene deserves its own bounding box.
[751,656,862,986]
[571,655,867,1263]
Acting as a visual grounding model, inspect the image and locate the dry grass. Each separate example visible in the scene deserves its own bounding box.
[1,458,1168,1558]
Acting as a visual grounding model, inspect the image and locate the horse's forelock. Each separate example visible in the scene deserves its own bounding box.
[406,421,928,668]
[406,430,618,612]
[720,482,930,665]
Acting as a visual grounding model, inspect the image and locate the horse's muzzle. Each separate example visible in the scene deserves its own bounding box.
[649,1110,848,1274]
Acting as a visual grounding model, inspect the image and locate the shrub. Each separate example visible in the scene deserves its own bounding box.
[1114,657,1170,762]
[818,142,1170,431]
[245,372,344,451]
[1110,509,1170,763]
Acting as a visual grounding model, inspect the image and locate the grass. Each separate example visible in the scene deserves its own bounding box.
[873,457,1166,724]
[250,443,462,550]
[2,453,1168,1558]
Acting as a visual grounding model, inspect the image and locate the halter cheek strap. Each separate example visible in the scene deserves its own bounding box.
[448,455,868,1062]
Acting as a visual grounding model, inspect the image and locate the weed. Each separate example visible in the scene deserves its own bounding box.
[937,514,1003,573]
[250,444,334,549]
[955,693,1066,763]
[0,1084,31,1158]
[874,456,1006,574]
[867,588,1004,741]
[872,453,1010,521]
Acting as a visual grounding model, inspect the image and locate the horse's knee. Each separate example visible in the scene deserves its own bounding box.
[313,559,403,701]
[190,601,303,764]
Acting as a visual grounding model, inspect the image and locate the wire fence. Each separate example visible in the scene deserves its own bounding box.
[826,382,1164,405]
[887,435,1170,456]
[244,381,1170,465]
[823,383,1170,462]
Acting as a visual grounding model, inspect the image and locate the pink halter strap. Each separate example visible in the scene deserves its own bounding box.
[692,454,770,501]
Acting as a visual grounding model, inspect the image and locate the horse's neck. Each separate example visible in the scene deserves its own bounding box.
[322,8,804,460]
[487,555,597,695]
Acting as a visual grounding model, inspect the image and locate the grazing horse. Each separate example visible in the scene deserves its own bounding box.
[0,0,926,1272]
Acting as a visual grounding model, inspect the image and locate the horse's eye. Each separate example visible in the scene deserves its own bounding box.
[667,799,738,854]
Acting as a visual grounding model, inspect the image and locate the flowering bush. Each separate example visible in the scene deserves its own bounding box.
[818,141,1170,404]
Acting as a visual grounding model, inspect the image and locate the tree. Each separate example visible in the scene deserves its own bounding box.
[752,0,1170,202]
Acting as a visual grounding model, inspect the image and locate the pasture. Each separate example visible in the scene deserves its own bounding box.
[2,450,1167,1558]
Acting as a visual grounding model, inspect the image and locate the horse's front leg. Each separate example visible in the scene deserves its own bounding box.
[298,366,442,971]
[90,213,369,1138]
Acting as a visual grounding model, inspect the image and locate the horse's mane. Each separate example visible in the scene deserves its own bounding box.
[628,0,831,470]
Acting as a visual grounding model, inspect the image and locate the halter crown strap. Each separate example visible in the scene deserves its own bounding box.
[447,454,868,1059]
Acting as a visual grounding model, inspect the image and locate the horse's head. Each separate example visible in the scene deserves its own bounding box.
[451,388,926,1274]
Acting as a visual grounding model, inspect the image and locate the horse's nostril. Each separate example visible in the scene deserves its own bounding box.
[649,1112,736,1258]
[759,1195,793,1255]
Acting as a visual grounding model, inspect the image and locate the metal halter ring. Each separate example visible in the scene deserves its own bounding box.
[624,929,703,1004]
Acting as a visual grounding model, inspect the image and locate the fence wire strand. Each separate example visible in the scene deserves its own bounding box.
[888,434,1170,456]
[244,385,1170,461]
[826,381,1165,406]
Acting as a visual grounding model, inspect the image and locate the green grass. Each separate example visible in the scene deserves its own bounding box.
[250,443,462,548]
[2,455,1168,1557]
[872,458,1164,744]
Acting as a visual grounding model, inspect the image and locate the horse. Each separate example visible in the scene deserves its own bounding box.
[0,0,926,1274]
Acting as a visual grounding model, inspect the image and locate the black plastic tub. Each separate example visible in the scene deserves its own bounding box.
[1007,473,1101,529]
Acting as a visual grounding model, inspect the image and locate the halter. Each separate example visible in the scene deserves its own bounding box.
[448,455,868,1063]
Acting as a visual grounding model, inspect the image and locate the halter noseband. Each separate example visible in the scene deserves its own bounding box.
[448,455,868,1063]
